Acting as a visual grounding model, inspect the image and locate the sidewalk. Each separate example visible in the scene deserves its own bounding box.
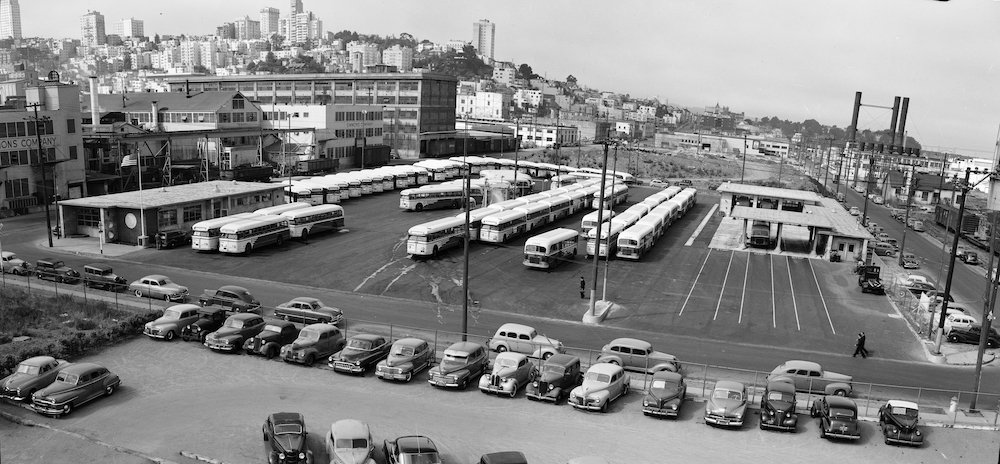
[36,235,143,259]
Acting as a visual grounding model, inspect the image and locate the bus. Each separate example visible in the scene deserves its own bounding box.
[489,198,529,212]
[407,216,465,258]
[560,190,588,215]
[413,160,449,181]
[326,174,361,198]
[281,204,345,239]
[305,178,343,204]
[284,184,313,205]
[586,220,627,258]
[616,222,658,260]
[399,185,476,211]
[254,202,312,216]
[218,215,292,254]
[460,206,502,241]
[576,168,637,185]
[623,203,651,219]
[540,195,572,222]
[514,202,551,232]
[523,228,580,270]
[581,209,614,234]
[190,213,261,251]
[636,215,664,240]
[653,202,681,228]
[612,210,643,229]
[550,174,585,189]
[591,185,628,210]
[439,180,486,205]
[480,210,528,244]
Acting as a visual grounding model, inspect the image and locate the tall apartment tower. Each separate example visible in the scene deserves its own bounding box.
[473,19,495,62]
[235,16,261,40]
[260,7,279,37]
[80,10,106,46]
[114,18,144,38]
[290,0,303,15]
[0,0,21,40]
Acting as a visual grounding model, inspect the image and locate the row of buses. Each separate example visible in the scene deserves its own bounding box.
[283,165,435,206]
[584,187,699,260]
[190,202,345,255]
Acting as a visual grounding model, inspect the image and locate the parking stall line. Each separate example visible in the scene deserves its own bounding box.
[739,253,749,323]
[678,249,712,317]
[787,256,801,331]
[685,203,718,246]
[770,255,776,328]
[714,251,735,321]
[808,258,837,335]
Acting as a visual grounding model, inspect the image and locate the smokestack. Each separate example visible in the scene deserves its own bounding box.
[151,101,159,131]
[89,76,99,125]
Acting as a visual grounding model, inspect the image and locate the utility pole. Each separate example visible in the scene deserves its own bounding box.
[588,130,612,318]
[934,168,975,354]
[898,165,916,266]
[823,136,833,190]
[28,103,55,248]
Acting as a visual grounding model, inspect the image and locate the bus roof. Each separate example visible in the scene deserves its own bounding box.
[219,215,289,233]
[525,228,579,247]
[407,216,465,235]
[191,214,261,230]
[582,209,614,220]
[620,222,657,240]
[481,209,526,225]
[280,204,343,218]
[460,206,502,221]
[489,198,529,211]
[588,220,627,238]
[254,202,312,215]
[513,202,549,214]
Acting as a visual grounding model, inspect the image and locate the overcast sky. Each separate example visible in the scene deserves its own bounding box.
[23,0,1000,158]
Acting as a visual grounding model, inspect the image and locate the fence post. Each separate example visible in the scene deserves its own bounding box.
[752,371,759,404]
[389,324,393,341]
[865,383,873,417]
[701,364,708,398]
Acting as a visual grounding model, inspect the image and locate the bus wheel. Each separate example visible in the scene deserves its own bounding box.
[276,235,284,246]
[300,230,308,240]
[415,204,424,212]
[432,246,439,257]
[245,244,253,254]
[451,200,459,209]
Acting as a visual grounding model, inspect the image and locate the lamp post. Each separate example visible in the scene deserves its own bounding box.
[823,136,834,190]
[740,133,747,183]
[461,113,471,341]
[513,118,520,197]
[898,165,916,267]
[361,109,368,170]
[588,130,612,318]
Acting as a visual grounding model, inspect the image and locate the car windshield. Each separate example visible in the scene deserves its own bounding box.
[440,354,468,370]
[55,372,79,384]
[335,438,369,449]
[651,379,678,390]
[496,357,517,368]
[891,406,918,418]
[347,339,373,350]
[299,329,320,342]
[767,391,794,402]
[713,389,743,401]
[584,372,611,383]
[394,346,415,356]
[400,452,440,464]
[830,407,856,419]
[16,363,41,375]
[542,365,565,375]
[224,319,245,329]
[162,309,181,319]
[273,423,302,435]
[263,324,284,333]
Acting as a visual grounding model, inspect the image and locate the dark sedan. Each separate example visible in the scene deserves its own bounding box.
[758,381,797,431]
[879,400,923,446]
[947,324,1000,348]
[262,412,313,464]
[31,362,120,417]
[811,395,861,440]
[641,371,686,418]
[329,334,391,375]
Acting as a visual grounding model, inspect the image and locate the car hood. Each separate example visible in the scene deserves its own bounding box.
[336,348,371,362]
[538,372,566,385]
[35,381,76,397]
[578,380,609,396]
[489,366,518,379]
[764,400,794,412]
[208,328,244,339]
[437,360,472,375]
[384,355,415,367]
[886,414,918,430]
[286,338,316,350]
[333,447,372,464]
[148,317,182,327]
[650,351,677,362]
[2,373,40,391]
[707,397,745,413]
[271,434,304,455]
[648,386,682,402]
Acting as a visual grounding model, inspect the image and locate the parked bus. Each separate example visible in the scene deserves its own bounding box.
[581,209,614,234]
[304,178,343,204]
[747,220,773,248]
[636,215,665,240]
[480,210,528,244]
[326,174,361,198]
[218,215,292,254]
[591,184,629,210]
[413,160,450,181]
[489,198,529,212]
[540,196,572,222]
[616,222,658,260]
[406,216,465,258]
[514,202,551,232]
[281,204,345,239]
[586,220,627,258]
[254,202,313,216]
[550,174,586,189]
[399,185,475,211]
[612,210,643,229]
[576,168,637,185]
[190,213,261,251]
[560,190,588,215]
[460,206,502,241]
[523,228,580,270]
[623,203,651,219]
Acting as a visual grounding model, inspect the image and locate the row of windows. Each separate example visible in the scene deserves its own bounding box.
[234,193,274,206]
[219,112,259,123]
[326,146,353,159]
[130,112,218,123]
[229,220,288,240]
[181,81,422,93]
[182,205,202,223]
[334,111,383,122]
[0,120,56,138]
[78,207,100,227]
[333,128,383,138]
[4,178,29,198]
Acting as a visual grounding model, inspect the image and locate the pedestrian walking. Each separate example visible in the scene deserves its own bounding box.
[580,276,586,299]
[859,332,869,358]
[852,332,868,358]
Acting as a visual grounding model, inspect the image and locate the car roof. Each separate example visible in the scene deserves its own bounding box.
[0,251,15,258]
[887,399,919,410]
[227,313,260,321]
[61,362,106,375]
[84,263,113,270]
[331,419,369,439]
[289,296,320,304]
[198,306,226,314]
[480,451,528,464]
[393,337,427,348]
[714,380,744,391]
[588,363,623,375]
[543,354,580,367]
[269,411,305,425]
[165,304,201,312]
[141,274,169,281]
[396,435,437,454]
[20,355,57,366]
[608,337,652,350]
[494,352,528,363]
[302,323,340,333]
[652,371,682,382]
[497,322,534,333]
[776,360,821,372]
[348,333,385,343]
[219,285,250,293]
[263,320,296,329]
[766,380,796,393]
[445,341,483,355]
[824,396,857,409]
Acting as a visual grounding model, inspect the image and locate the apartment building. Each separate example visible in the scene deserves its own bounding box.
[0,0,22,40]
[381,45,414,72]
[81,10,106,47]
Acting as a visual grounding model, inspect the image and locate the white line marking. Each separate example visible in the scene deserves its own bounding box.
[808,259,837,335]
[787,256,801,331]
[354,258,402,292]
[685,204,719,246]
[770,255,776,328]
[679,249,712,317]
[739,253,749,323]
[714,251,734,321]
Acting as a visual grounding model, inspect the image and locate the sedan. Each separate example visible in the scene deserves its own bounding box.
[31,362,120,417]
[568,363,629,413]
[901,252,920,269]
[329,334,391,375]
[129,274,189,302]
[375,338,434,382]
[879,400,923,446]
[262,412,313,464]
[758,381,797,431]
[641,371,686,418]
[274,297,344,325]
[478,352,537,398]
[704,380,747,428]
[948,325,1000,348]
[384,436,441,464]
[811,395,861,440]
[0,356,71,402]
[326,419,376,464]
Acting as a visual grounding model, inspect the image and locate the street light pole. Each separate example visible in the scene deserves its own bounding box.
[740,133,747,183]
[898,165,916,266]
[971,211,999,410]
[823,136,833,190]
[588,132,611,318]
[461,113,471,341]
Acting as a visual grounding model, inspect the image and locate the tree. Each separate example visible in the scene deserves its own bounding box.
[518,63,536,80]
[566,74,577,84]
[153,33,160,44]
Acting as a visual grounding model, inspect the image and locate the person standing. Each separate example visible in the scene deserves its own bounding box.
[580,276,586,299]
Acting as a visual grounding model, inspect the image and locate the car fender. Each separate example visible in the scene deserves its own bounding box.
[595,355,623,365]
[651,362,677,373]
[768,376,796,386]
[823,382,852,396]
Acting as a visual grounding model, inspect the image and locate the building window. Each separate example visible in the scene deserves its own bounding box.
[246,112,257,122]
[69,146,78,159]
[158,209,178,227]
[66,119,76,133]
[220,113,231,123]
[3,177,29,197]
[182,205,202,222]
[77,207,100,227]
[232,112,245,123]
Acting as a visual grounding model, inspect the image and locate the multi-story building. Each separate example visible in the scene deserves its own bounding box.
[80,10,106,47]
[513,121,578,149]
[492,65,515,86]
[513,88,541,110]
[260,7,279,38]
[0,0,21,40]
[217,22,236,40]
[346,41,380,69]
[235,16,261,40]
[113,18,144,38]
[199,41,218,70]
[260,103,384,170]
[473,19,495,62]
[381,45,413,72]
[179,41,201,69]
[284,10,322,47]
[457,91,510,121]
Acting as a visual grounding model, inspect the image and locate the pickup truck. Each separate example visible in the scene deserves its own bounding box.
[198,285,262,314]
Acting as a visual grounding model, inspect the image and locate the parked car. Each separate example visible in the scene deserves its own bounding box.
[199,285,261,314]
[244,321,300,358]
[852,184,864,193]
[568,363,629,413]
[759,380,797,431]
[641,371,686,418]
[31,362,120,417]
[262,412,314,464]
[204,313,266,352]
[704,380,748,428]
[766,360,852,396]
[810,395,861,440]
[129,274,189,302]
[595,338,679,374]
[143,304,201,341]
[375,337,434,382]
[1,251,31,275]
[911,220,925,232]
[34,258,80,284]
[478,452,528,464]
[329,334,391,375]
[943,313,979,334]
[878,400,923,446]
[525,354,582,403]
[676,179,693,187]
[478,352,537,398]
[82,263,127,292]
[326,419,375,464]
[486,323,564,360]
[155,229,190,250]
[648,179,668,188]
[873,195,884,205]
[0,356,71,402]
[180,306,228,343]
[428,341,489,390]
[959,250,980,265]
[876,232,891,242]
[901,252,920,269]
[889,208,903,219]
[947,325,1000,348]
[274,297,344,325]
[383,436,442,464]
[281,324,346,367]
[849,206,861,216]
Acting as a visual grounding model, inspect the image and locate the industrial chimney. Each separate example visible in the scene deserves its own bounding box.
[89,76,99,125]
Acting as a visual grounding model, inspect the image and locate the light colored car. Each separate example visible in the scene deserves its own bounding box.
[31,362,120,417]
[143,304,201,341]
[766,360,852,396]
[0,356,71,402]
[595,338,679,374]
[478,352,537,398]
[943,313,978,334]
[568,363,629,413]
[648,179,668,188]
[326,419,376,464]
[873,196,884,205]
[849,206,860,216]
[704,380,747,427]
[129,274,189,302]
[911,220,925,232]
[903,275,929,287]
[486,323,564,360]
[428,341,489,389]
[274,297,344,325]
[0,251,31,275]
[376,338,434,382]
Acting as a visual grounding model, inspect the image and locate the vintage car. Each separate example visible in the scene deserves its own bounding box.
[274,297,344,325]
[262,412,314,464]
[31,362,120,417]
[569,363,629,413]
[155,229,190,250]
[128,274,189,302]
[478,352,537,398]
[901,252,920,269]
[526,354,582,403]
[35,258,80,284]
[329,334,391,375]
[325,419,376,464]
[959,250,980,265]
[143,304,201,341]
[0,356,71,402]
[204,313,266,352]
[244,321,300,358]
[878,400,923,446]
[759,380,798,431]
[595,337,679,374]
[478,452,528,464]
[948,325,1000,348]
[82,263,127,291]
[943,313,979,334]
[486,323,565,360]
[281,323,346,366]
[648,179,669,188]
[641,371,686,418]
[180,306,228,343]
[428,341,489,389]
[766,360,852,396]
[810,395,861,440]
[199,285,262,314]
[704,380,748,428]
[0,251,31,276]
[375,337,434,382]
[383,435,442,464]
